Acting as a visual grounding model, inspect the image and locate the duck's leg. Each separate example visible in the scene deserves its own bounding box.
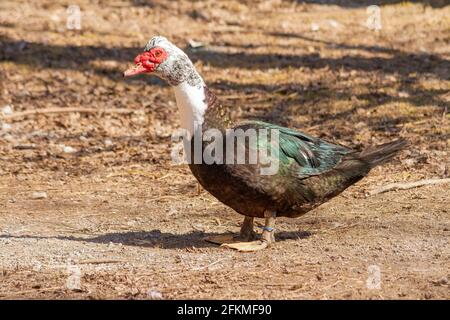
[260,211,276,244]
[239,216,257,241]
[204,216,256,244]
[221,211,276,252]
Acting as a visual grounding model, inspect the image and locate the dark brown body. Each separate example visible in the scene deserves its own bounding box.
[187,87,405,219]
[189,154,368,218]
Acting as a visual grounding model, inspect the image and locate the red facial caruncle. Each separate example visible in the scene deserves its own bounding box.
[123,47,168,77]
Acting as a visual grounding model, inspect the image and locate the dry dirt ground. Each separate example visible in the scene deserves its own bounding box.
[0,0,449,299]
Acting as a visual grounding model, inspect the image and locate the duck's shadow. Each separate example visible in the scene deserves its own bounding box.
[0,230,313,249]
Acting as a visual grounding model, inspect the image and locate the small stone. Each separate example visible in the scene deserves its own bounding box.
[386,75,397,82]
[1,122,12,131]
[311,23,320,32]
[402,158,416,166]
[398,91,410,98]
[432,277,448,286]
[50,14,61,22]
[31,191,47,199]
[62,145,77,154]
[130,288,140,295]
[32,263,42,272]
[188,39,205,49]
[1,105,13,116]
[147,289,163,300]
[327,20,340,28]
[3,134,14,142]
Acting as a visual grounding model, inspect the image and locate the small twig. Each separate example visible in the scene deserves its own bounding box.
[369,178,450,195]
[77,259,126,265]
[146,195,183,202]
[0,287,63,297]
[157,173,175,181]
[1,107,137,120]
[192,258,229,271]
[107,170,159,179]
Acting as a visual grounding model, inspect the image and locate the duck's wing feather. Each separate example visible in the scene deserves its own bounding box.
[233,121,353,178]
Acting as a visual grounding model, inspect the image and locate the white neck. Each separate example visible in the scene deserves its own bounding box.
[173,81,207,136]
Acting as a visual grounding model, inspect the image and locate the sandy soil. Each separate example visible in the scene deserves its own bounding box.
[0,0,449,299]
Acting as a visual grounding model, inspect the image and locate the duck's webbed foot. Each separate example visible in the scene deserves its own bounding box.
[204,216,256,245]
[221,211,276,252]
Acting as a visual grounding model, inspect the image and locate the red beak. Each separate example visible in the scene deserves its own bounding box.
[123,63,149,77]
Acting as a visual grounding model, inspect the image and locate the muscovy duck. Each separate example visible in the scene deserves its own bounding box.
[124,36,406,252]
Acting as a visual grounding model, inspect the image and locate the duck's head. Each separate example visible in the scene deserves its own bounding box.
[123,36,202,86]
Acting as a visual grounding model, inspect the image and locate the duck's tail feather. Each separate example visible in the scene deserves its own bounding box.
[358,139,407,168]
